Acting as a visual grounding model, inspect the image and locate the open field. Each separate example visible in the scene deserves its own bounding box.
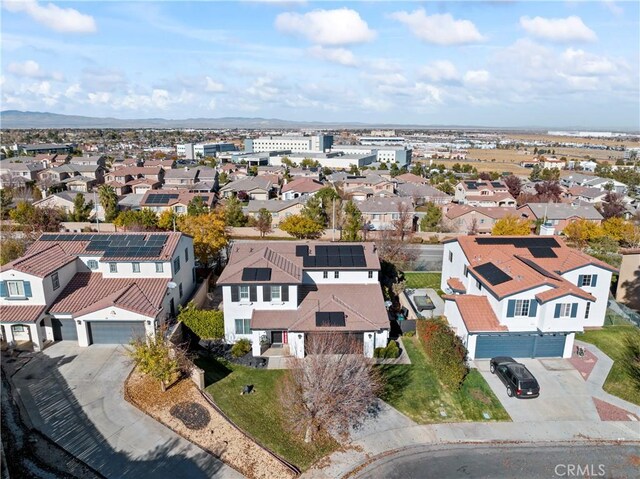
[467,147,624,163]
[502,133,639,148]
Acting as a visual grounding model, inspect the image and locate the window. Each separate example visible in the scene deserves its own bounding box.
[50,272,60,290]
[235,318,251,334]
[476,280,482,291]
[132,262,141,273]
[271,286,281,301]
[368,271,374,279]
[173,257,181,273]
[334,271,339,279]
[514,299,530,317]
[323,271,328,279]
[580,275,592,287]
[559,303,572,318]
[155,262,164,273]
[449,251,453,263]
[463,265,468,277]
[185,248,189,263]
[179,283,183,298]
[585,303,591,319]
[7,281,25,297]
[87,260,98,270]
[239,285,249,301]
[109,263,117,273]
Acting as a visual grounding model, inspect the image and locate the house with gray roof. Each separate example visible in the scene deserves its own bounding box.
[219,176,275,200]
[521,203,603,234]
[357,197,416,231]
[245,199,304,226]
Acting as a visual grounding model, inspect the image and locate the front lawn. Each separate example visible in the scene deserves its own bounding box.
[195,357,338,471]
[378,337,510,423]
[404,272,442,290]
[577,325,640,406]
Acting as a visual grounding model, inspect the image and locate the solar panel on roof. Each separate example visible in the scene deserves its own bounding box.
[241,268,272,281]
[296,245,309,257]
[303,256,316,267]
[475,262,512,286]
[316,255,329,267]
[315,311,346,327]
[491,182,503,187]
[328,256,341,267]
[352,256,366,267]
[475,237,559,248]
[528,247,557,258]
[40,234,57,240]
[340,256,354,267]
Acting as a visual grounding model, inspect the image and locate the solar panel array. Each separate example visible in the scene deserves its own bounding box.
[302,245,366,268]
[491,181,503,188]
[464,181,478,190]
[528,247,558,258]
[145,193,179,204]
[39,233,169,258]
[475,262,512,286]
[315,311,346,327]
[241,268,272,281]
[295,245,309,257]
[475,237,559,248]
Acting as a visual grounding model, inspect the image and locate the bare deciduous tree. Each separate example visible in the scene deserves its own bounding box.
[375,227,418,268]
[279,333,382,443]
[392,201,414,242]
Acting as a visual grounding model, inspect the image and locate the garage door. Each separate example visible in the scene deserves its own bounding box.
[52,318,78,341]
[305,332,364,354]
[475,333,566,359]
[88,321,146,345]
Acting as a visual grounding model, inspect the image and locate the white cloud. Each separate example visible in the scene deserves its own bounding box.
[419,60,459,82]
[562,48,617,76]
[390,8,485,45]
[520,16,597,42]
[361,97,392,111]
[414,83,444,104]
[602,1,624,16]
[246,77,280,101]
[3,0,97,34]
[208,99,217,111]
[309,46,357,66]
[275,8,375,45]
[65,83,81,99]
[87,92,111,105]
[205,77,225,92]
[464,70,490,86]
[7,60,64,81]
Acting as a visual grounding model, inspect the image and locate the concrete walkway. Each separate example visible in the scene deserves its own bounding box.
[302,341,640,479]
[10,342,242,479]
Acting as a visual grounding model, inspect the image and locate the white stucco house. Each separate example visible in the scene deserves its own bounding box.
[0,232,196,350]
[216,241,389,358]
[441,236,616,359]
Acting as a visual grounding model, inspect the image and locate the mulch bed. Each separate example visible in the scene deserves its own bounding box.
[569,347,598,381]
[592,397,640,421]
[170,402,211,430]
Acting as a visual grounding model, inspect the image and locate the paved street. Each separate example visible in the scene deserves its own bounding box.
[353,444,640,479]
[11,342,241,479]
[406,244,443,271]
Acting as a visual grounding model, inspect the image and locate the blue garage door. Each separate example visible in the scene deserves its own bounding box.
[88,321,146,344]
[475,333,566,359]
[52,318,78,341]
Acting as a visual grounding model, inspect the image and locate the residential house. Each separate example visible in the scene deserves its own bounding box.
[523,203,603,234]
[34,153,68,167]
[281,178,324,201]
[288,167,321,180]
[395,182,451,206]
[0,232,195,350]
[104,166,163,185]
[196,166,218,184]
[357,197,415,231]
[218,176,274,200]
[34,191,105,221]
[216,241,389,358]
[584,177,628,195]
[140,190,216,215]
[441,236,616,359]
[615,248,640,311]
[69,165,105,183]
[328,172,394,200]
[63,176,97,193]
[127,178,161,195]
[38,165,76,188]
[567,186,608,204]
[68,155,106,168]
[444,205,532,234]
[14,143,74,155]
[117,194,145,212]
[454,180,516,207]
[163,167,200,189]
[104,181,131,196]
[143,159,175,169]
[394,172,428,185]
[245,199,304,226]
[0,160,45,187]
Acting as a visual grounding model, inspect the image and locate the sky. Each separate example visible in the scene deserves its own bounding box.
[1,1,639,129]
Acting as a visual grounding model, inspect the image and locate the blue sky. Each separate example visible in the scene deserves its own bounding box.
[2,1,638,129]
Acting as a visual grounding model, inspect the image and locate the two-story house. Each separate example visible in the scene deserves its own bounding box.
[358,197,416,232]
[454,180,516,207]
[217,242,389,358]
[440,236,616,359]
[139,190,216,214]
[281,177,324,200]
[0,232,195,350]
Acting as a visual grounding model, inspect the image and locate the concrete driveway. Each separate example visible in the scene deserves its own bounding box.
[11,342,241,479]
[475,358,600,422]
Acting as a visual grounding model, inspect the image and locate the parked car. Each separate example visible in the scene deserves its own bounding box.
[490,356,540,399]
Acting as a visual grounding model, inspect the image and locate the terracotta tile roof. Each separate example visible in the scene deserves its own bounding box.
[217,241,381,285]
[443,295,507,332]
[445,204,520,220]
[395,173,427,184]
[1,244,76,277]
[465,192,515,203]
[251,284,388,332]
[140,190,215,209]
[535,285,594,304]
[49,273,168,318]
[447,277,466,292]
[281,178,324,194]
[0,304,46,323]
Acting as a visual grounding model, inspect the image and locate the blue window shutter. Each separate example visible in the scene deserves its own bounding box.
[591,275,598,287]
[506,300,515,318]
[282,285,289,302]
[577,275,584,287]
[230,286,239,302]
[570,303,578,318]
[554,304,561,318]
[24,281,32,297]
[0,281,6,297]
[529,300,538,317]
[263,285,271,302]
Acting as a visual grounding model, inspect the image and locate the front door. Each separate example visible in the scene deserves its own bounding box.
[271,330,283,344]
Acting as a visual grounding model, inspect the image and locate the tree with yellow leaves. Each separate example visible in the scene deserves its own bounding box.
[491,215,532,236]
[158,209,180,231]
[177,210,228,266]
[563,218,604,247]
[601,217,640,247]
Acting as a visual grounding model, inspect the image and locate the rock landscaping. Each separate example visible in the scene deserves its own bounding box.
[169,402,211,430]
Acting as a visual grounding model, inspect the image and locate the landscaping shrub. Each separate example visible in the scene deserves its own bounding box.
[231,338,252,357]
[403,331,415,337]
[417,318,469,390]
[384,340,400,359]
[178,305,224,339]
[409,237,423,244]
[374,347,386,358]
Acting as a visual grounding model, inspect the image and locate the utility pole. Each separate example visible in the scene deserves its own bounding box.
[94,190,100,232]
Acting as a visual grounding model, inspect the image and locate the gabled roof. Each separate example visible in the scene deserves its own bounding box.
[443,295,507,332]
[219,176,273,193]
[396,182,449,199]
[445,204,520,220]
[395,173,427,184]
[1,244,75,277]
[0,304,47,324]
[357,197,414,214]
[281,177,324,194]
[245,198,302,213]
[524,203,603,221]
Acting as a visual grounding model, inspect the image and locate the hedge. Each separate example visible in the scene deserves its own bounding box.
[177,306,225,339]
[417,318,469,390]
[374,339,401,359]
[231,338,252,357]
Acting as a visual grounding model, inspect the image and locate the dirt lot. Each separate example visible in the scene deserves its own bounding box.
[467,147,624,164]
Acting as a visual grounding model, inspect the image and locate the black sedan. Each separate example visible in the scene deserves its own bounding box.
[490,356,540,399]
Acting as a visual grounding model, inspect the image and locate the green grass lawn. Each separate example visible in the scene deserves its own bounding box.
[379,337,510,423]
[404,272,442,289]
[576,325,640,406]
[195,356,338,471]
